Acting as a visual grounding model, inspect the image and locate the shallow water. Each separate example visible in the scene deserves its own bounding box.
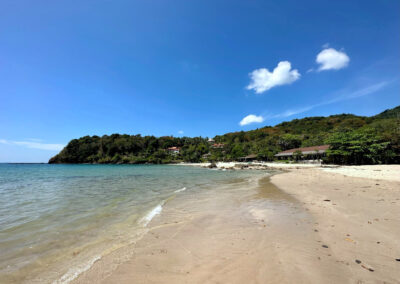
[0,164,265,283]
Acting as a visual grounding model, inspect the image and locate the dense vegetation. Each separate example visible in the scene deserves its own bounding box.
[49,106,400,165]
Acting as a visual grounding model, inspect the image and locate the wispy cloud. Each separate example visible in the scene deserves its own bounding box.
[344,81,389,99]
[272,81,389,118]
[178,130,184,135]
[275,106,315,118]
[25,138,44,142]
[246,61,300,94]
[0,139,64,151]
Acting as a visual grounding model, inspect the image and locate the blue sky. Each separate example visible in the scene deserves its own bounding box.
[1,0,399,162]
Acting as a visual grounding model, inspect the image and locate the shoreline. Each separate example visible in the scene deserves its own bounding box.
[179,162,400,181]
[70,165,400,283]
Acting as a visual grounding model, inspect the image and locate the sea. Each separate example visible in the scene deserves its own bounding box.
[0,164,266,284]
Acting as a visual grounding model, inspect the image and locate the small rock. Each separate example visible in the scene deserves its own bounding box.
[323,199,331,202]
[208,162,217,168]
[355,259,362,264]
[322,245,329,248]
[396,258,400,262]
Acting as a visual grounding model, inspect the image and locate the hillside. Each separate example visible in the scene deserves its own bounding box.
[373,105,400,119]
[49,106,400,165]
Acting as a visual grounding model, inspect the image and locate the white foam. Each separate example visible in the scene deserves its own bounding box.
[53,255,101,284]
[174,187,187,193]
[139,202,164,227]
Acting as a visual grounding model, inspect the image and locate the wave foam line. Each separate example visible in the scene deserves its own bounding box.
[174,187,187,193]
[53,199,170,284]
[139,201,165,227]
[53,255,101,284]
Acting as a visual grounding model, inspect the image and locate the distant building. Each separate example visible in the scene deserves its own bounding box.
[274,145,330,160]
[211,143,225,149]
[208,138,215,143]
[202,153,211,159]
[167,146,181,155]
[238,154,257,162]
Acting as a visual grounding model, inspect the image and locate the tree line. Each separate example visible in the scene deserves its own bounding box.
[49,106,400,165]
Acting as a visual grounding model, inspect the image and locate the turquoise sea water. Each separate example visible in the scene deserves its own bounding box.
[0,164,263,283]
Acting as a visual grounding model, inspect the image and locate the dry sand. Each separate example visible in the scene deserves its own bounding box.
[320,164,400,182]
[271,167,400,283]
[73,165,400,284]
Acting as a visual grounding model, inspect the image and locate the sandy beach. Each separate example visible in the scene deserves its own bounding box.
[272,166,400,283]
[72,164,400,284]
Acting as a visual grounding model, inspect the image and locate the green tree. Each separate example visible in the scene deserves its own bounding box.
[326,129,394,165]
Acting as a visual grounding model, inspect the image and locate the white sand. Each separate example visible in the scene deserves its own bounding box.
[180,162,400,182]
[320,165,400,182]
[178,161,320,169]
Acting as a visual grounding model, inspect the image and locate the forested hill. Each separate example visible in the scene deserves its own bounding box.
[49,106,400,165]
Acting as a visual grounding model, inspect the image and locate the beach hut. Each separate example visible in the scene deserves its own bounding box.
[274,145,330,161]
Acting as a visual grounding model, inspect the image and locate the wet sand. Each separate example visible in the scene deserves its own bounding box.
[73,173,352,284]
[71,167,400,283]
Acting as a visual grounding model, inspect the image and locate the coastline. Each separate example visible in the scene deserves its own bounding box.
[70,164,400,283]
[179,162,400,181]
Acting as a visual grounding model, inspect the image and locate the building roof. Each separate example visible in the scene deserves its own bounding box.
[167,146,180,151]
[244,154,257,159]
[238,154,257,161]
[274,145,330,157]
[211,143,225,148]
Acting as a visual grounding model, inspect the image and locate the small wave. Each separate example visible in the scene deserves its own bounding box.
[174,187,187,193]
[139,202,164,227]
[53,255,101,284]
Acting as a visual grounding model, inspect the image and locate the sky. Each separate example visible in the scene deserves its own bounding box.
[0,0,399,162]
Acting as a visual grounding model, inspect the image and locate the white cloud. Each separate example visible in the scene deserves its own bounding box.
[178,130,184,135]
[0,139,64,151]
[239,114,264,126]
[246,61,300,94]
[316,48,349,71]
